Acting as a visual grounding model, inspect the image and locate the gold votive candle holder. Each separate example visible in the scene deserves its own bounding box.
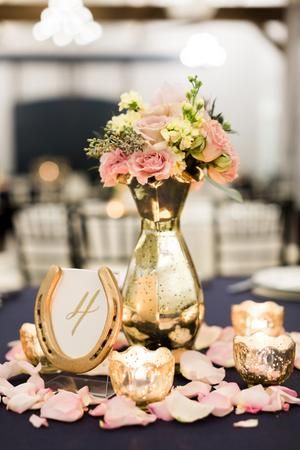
[109,345,175,405]
[20,323,60,374]
[231,300,284,336]
[233,332,295,386]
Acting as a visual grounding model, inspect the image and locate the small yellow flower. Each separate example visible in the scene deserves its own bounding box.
[109,111,140,133]
[118,91,144,112]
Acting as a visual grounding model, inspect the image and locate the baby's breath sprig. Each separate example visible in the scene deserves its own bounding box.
[84,127,145,160]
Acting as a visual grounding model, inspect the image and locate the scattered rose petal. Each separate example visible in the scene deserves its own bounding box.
[6,392,41,414]
[200,391,233,417]
[214,382,240,401]
[89,401,108,417]
[77,386,103,407]
[100,396,156,429]
[234,419,258,428]
[219,327,235,342]
[0,360,40,380]
[176,381,211,399]
[29,414,49,428]
[148,400,173,421]
[180,351,225,385]
[233,385,270,415]
[262,389,282,412]
[0,378,13,396]
[165,390,213,423]
[27,373,45,392]
[194,323,222,350]
[41,391,84,422]
[5,341,26,362]
[268,386,300,406]
[206,341,234,368]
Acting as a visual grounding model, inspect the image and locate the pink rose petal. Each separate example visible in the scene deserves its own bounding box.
[165,390,213,423]
[262,389,282,412]
[41,390,84,422]
[89,401,108,417]
[214,382,240,401]
[268,386,300,406]
[5,341,26,362]
[233,385,270,415]
[0,360,40,380]
[29,414,49,428]
[176,381,211,399]
[0,378,13,396]
[234,419,258,428]
[219,327,235,342]
[148,400,173,421]
[6,392,41,414]
[100,396,156,429]
[200,391,233,417]
[194,323,222,351]
[27,373,45,392]
[206,341,234,368]
[180,351,225,385]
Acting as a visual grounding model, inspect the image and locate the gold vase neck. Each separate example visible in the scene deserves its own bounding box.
[129,178,190,222]
[142,217,180,232]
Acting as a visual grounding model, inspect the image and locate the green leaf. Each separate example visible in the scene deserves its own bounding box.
[205,174,243,203]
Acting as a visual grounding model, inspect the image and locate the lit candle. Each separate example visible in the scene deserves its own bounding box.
[231,300,284,336]
[109,345,175,405]
[233,332,295,385]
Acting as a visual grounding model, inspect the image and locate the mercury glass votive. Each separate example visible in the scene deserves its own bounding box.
[231,300,284,336]
[233,332,295,386]
[20,323,60,374]
[109,345,175,405]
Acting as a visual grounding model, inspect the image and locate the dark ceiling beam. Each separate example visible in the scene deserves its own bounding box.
[0,4,286,23]
[215,6,286,23]
[0,4,167,21]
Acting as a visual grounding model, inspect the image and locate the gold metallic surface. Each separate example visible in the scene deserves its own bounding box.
[122,178,204,350]
[109,345,175,405]
[231,300,284,336]
[19,323,60,374]
[35,265,122,373]
[233,332,295,386]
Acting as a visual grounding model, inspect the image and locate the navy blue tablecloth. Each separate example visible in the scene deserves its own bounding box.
[1,278,300,450]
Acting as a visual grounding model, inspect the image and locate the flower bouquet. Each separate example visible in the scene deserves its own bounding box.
[85,74,240,201]
[85,75,241,350]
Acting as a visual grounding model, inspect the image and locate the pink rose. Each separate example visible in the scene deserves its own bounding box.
[207,153,239,185]
[202,120,230,162]
[128,146,175,185]
[135,115,169,143]
[99,149,129,187]
[145,83,185,118]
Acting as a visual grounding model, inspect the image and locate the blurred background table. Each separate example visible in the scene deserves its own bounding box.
[1,277,300,450]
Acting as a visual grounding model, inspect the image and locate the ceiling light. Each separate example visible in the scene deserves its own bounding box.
[180,33,226,68]
[32,0,102,47]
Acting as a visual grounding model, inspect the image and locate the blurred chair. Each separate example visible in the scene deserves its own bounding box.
[216,201,283,276]
[14,203,73,285]
[182,198,215,281]
[79,199,139,283]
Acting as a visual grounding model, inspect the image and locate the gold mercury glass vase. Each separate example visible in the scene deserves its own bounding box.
[122,177,204,350]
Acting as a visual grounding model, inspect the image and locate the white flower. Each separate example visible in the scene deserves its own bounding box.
[118,91,144,112]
